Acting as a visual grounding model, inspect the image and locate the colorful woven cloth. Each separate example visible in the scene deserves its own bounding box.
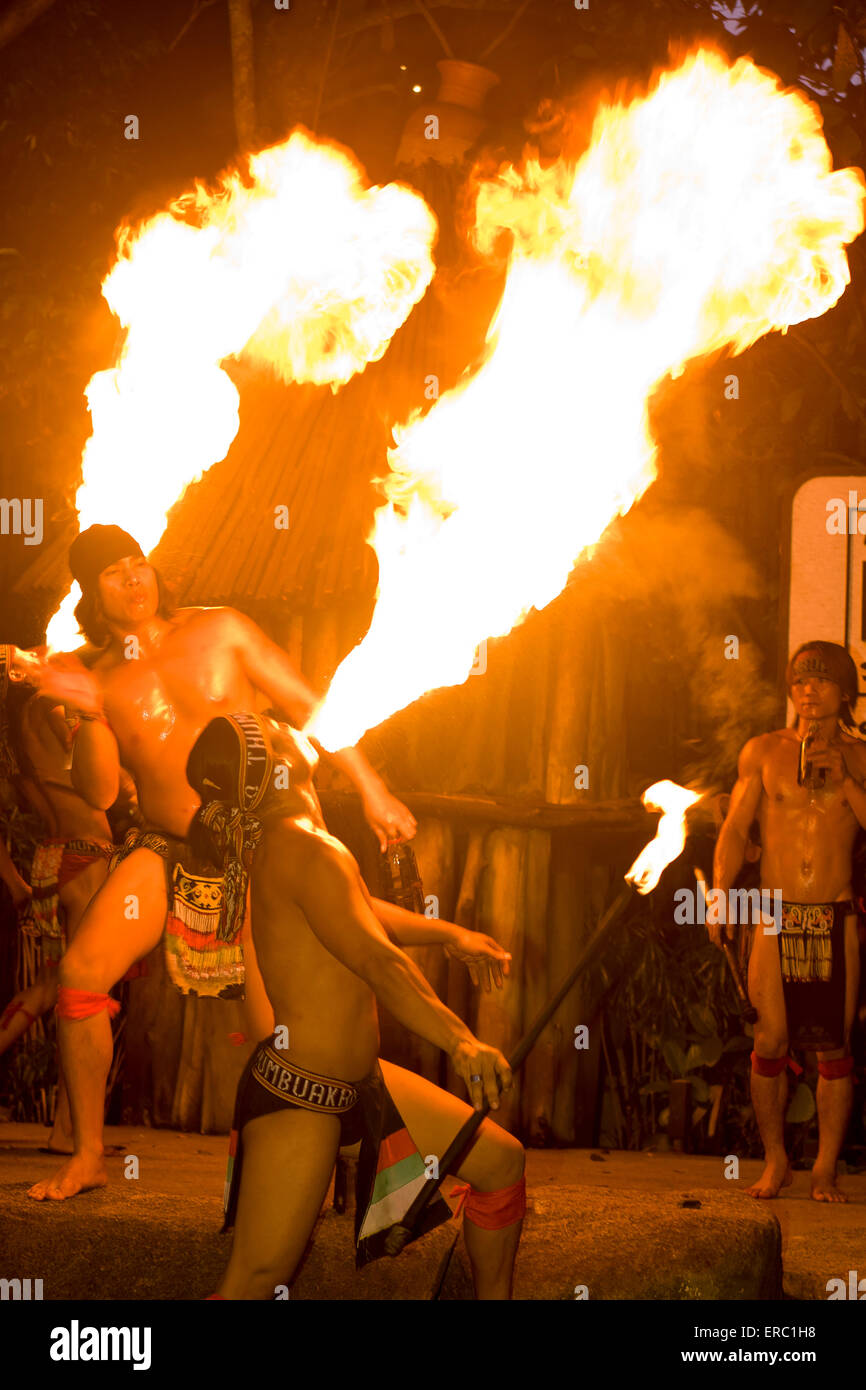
[22,838,112,965]
[110,827,244,1000]
[779,899,853,1051]
[223,1038,452,1267]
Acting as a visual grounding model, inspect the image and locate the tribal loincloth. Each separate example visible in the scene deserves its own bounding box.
[21,837,113,966]
[110,827,244,1000]
[778,899,853,1051]
[223,1036,452,1268]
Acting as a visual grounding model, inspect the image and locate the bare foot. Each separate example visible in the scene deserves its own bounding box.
[27,1152,107,1201]
[811,1170,848,1203]
[746,1158,793,1199]
[41,1136,125,1157]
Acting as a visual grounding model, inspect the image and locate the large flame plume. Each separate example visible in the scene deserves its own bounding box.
[47,131,436,649]
[626,780,703,895]
[310,50,865,751]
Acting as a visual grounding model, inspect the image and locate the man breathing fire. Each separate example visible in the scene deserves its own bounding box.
[26,523,419,1201]
[710,641,864,1202]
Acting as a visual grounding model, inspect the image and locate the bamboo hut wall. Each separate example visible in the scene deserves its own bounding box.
[121,569,647,1139]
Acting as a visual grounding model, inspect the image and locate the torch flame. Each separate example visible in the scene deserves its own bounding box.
[626,780,703,895]
[310,50,865,751]
[47,131,436,650]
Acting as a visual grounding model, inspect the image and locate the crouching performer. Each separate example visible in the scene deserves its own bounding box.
[186,712,526,1300]
[27,523,417,1202]
[711,641,865,1202]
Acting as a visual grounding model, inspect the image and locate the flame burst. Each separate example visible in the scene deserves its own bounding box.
[310,50,865,751]
[47,131,436,649]
[626,780,703,895]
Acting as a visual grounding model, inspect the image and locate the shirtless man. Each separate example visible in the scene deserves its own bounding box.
[711,641,864,1202]
[26,524,416,1201]
[0,650,113,1151]
[186,712,524,1300]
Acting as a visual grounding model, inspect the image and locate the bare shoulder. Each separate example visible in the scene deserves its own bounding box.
[175,606,252,638]
[738,731,782,776]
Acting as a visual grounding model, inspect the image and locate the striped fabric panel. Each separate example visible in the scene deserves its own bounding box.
[357,1123,431,1240]
[359,1171,428,1241]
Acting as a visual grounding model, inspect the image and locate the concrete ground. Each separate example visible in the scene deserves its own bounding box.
[0,1124,862,1300]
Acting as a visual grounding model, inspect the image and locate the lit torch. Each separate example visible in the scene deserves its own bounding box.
[384,779,703,1254]
[625,780,703,894]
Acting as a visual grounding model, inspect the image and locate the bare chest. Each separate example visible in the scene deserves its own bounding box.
[100,639,249,762]
[762,742,853,824]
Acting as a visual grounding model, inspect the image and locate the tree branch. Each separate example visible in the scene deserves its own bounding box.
[227,0,257,150]
[169,0,220,54]
[414,0,454,58]
[479,0,533,62]
[790,327,866,427]
[0,0,57,52]
[313,0,343,133]
[336,0,513,43]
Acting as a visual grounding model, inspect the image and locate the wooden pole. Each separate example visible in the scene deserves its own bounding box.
[227,0,257,150]
[383,886,636,1254]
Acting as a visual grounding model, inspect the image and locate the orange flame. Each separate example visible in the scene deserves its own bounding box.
[626,780,703,895]
[310,50,865,751]
[47,130,436,649]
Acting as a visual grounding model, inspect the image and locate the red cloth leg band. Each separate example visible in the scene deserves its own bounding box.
[463,1175,526,1231]
[751,1051,802,1077]
[56,987,120,1021]
[751,1051,786,1076]
[228,1032,248,1046]
[817,1055,854,1080]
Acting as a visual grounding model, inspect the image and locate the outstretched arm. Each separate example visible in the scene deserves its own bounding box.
[264,833,511,1109]
[227,609,416,848]
[370,896,510,990]
[0,835,31,909]
[27,660,120,811]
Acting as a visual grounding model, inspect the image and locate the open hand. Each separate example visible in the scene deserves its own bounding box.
[444,927,511,991]
[34,658,104,720]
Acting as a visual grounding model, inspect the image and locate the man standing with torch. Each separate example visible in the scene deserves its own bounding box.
[25,523,419,1202]
[710,641,865,1202]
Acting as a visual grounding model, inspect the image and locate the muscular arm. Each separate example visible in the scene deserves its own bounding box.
[0,834,30,906]
[278,847,475,1056]
[71,718,120,811]
[226,609,415,845]
[841,774,866,830]
[369,896,453,946]
[711,737,765,941]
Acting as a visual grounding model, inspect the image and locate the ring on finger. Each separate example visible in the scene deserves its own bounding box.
[470,1074,482,1083]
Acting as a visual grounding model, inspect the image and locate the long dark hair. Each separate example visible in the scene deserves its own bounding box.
[73,567,176,647]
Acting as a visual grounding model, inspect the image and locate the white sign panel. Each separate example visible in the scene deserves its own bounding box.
[788,474,866,727]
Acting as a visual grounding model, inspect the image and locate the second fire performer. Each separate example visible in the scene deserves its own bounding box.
[711,641,864,1202]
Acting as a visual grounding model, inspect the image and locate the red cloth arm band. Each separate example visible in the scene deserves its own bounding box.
[56,987,121,1021]
[463,1175,526,1231]
[817,1055,854,1080]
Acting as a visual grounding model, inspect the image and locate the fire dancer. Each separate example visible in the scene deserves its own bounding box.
[710,641,864,1201]
[0,646,114,1152]
[185,711,524,1300]
[26,524,417,1202]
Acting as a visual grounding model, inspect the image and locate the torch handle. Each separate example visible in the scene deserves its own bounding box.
[722,939,758,1023]
[385,886,636,1254]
